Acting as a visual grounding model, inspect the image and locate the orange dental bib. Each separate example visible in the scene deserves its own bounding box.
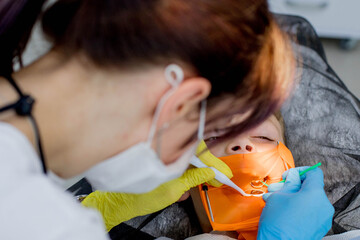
[199,142,295,239]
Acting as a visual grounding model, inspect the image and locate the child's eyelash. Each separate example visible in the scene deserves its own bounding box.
[204,128,227,142]
[204,136,220,142]
[253,136,274,141]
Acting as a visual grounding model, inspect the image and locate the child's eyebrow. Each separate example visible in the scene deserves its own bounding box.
[249,122,280,139]
[213,128,229,134]
[266,119,283,136]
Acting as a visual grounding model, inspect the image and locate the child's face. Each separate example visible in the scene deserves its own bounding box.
[205,114,284,157]
[191,114,290,235]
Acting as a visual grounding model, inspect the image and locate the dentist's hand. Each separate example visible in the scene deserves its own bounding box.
[258,167,334,240]
[196,140,233,187]
[82,167,215,232]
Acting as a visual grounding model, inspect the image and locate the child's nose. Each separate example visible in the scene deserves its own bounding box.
[226,139,255,154]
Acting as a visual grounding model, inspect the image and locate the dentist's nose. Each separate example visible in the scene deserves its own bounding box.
[226,138,255,154]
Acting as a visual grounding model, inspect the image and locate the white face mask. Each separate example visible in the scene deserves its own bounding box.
[85,64,207,193]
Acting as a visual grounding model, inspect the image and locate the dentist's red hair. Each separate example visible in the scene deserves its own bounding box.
[42,0,295,143]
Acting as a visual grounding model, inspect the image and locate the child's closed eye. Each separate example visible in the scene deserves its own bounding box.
[251,136,275,142]
[204,136,221,142]
[204,128,228,142]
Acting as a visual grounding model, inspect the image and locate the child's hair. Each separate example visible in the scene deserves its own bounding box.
[274,111,286,145]
[42,0,295,143]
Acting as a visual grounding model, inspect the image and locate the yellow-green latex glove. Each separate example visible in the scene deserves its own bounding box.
[82,167,215,232]
[196,140,233,187]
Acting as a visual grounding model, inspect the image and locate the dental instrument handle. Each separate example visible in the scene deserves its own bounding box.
[190,156,260,197]
[190,156,238,190]
[190,155,210,169]
[202,185,214,222]
[278,162,322,184]
[190,156,235,187]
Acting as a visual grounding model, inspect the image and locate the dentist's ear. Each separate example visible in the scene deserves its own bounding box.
[159,77,211,124]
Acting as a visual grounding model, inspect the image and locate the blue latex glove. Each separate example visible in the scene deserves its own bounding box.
[257,167,334,240]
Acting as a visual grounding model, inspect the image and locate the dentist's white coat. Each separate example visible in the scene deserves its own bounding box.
[0,122,109,240]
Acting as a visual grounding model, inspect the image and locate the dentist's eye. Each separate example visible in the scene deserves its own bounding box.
[253,136,274,141]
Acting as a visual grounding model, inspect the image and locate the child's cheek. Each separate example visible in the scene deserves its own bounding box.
[208,143,227,157]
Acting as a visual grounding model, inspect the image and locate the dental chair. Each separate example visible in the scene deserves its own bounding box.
[276,14,360,235]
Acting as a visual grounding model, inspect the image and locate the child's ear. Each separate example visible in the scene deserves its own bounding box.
[159,77,211,124]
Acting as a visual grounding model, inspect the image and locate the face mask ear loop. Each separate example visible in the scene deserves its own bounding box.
[146,64,184,145]
[277,141,290,171]
[197,100,207,140]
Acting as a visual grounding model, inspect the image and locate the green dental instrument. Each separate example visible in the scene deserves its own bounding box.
[261,162,322,187]
[278,162,322,183]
